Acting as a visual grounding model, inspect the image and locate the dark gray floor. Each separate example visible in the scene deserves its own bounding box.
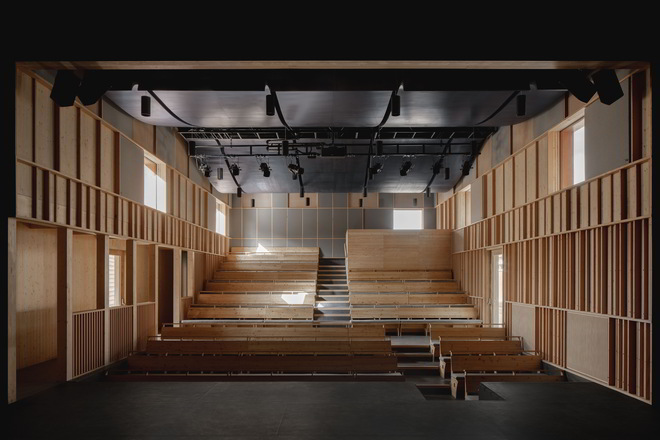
[7,380,656,439]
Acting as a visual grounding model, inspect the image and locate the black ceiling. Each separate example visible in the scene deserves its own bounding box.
[97,69,571,194]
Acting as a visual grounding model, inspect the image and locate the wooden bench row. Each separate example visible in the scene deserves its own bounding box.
[350,293,467,306]
[212,271,318,281]
[187,306,314,320]
[231,247,319,254]
[160,324,387,340]
[197,293,315,306]
[145,339,393,354]
[457,372,565,397]
[204,281,317,293]
[351,305,478,320]
[217,262,319,271]
[349,281,461,293]
[347,270,453,281]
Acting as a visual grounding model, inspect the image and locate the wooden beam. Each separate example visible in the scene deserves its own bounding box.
[7,219,17,403]
[126,239,137,350]
[97,234,110,365]
[57,228,73,381]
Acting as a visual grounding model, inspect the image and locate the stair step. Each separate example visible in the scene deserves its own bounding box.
[397,362,439,370]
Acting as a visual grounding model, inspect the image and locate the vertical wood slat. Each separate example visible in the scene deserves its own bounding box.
[136,302,156,352]
[109,305,134,362]
[72,309,104,378]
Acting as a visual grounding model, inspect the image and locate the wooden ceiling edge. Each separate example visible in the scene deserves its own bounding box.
[14,60,651,70]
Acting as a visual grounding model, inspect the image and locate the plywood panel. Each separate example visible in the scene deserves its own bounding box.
[119,137,144,204]
[512,119,533,153]
[16,223,58,369]
[346,229,452,271]
[495,165,504,215]
[537,136,549,197]
[79,112,98,185]
[477,137,492,177]
[99,124,116,191]
[58,106,78,177]
[510,304,535,351]
[72,233,97,312]
[566,312,609,382]
[136,245,155,304]
[526,143,537,202]
[34,81,55,169]
[133,119,154,153]
[16,70,34,161]
[174,134,189,176]
[504,159,514,211]
[514,152,526,207]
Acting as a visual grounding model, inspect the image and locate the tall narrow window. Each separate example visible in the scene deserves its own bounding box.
[216,203,226,235]
[109,254,122,307]
[393,209,423,230]
[573,125,585,184]
[144,154,166,213]
[560,119,586,189]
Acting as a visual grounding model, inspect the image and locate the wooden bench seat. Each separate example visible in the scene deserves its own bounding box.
[212,271,317,281]
[197,293,315,306]
[160,325,387,340]
[453,372,565,399]
[350,293,467,306]
[146,339,393,354]
[225,253,319,262]
[231,247,319,254]
[450,353,543,375]
[186,305,314,320]
[204,281,316,292]
[349,281,461,293]
[348,270,453,281]
[351,305,478,320]
[438,338,523,356]
[430,325,507,340]
[127,353,398,373]
[219,262,319,271]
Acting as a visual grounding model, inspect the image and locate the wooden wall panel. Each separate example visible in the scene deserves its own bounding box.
[514,152,526,207]
[495,165,504,214]
[15,70,33,161]
[16,223,58,369]
[99,125,116,192]
[537,136,549,197]
[504,160,514,211]
[526,143,538,202]
[72,233,97,313]
[512,119,534,153]
[58,107,78,176]
[79,113,98,185]
[477,137,492,177]
[132,119,154,153]
[566,312,609,382]
[136,245,155,304]
[346,230,452,271]
[34,81,55,169]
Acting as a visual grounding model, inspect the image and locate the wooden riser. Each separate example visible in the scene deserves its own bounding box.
[197,293,315,306]
[160,326,387,339]
[187,307,314,320]
[351,307,478,320]
[146,339,393,355]
[349,282,461,293]
[351,293,468,305]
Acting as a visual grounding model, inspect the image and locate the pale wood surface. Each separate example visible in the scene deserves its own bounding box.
[146,339,392,354]
[349,281,460,293]
[187,306,314,320]
[438,339,523,356]
[451,354,543,373]
[204,281,317,292]
[213,271,317,281]
[351,306,478,319]
[350,293,467,305]
[348,270,453,280]
[430,326,507,339]
[160,325,386,339]
[197,293,315,305]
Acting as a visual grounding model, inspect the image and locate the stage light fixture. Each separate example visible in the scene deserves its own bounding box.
[50,70,80,107]
[400,161,413,176]
[229,163,240,176]
[516,94,526,117]
[363,188,368,197]
[444,167,450,180]
[203,166,211,178]
[259,162,271,178]
[237,187,242,198]
[592,69,624,105]
[391,95,401,117]
[282,140,289,156]
[376,140,383,156]
[425,187,431,198]
[189,141,196,156]
[266,94,275,116]
[141,96,151,117]
[300,187,305,198]
[369,162,383,179]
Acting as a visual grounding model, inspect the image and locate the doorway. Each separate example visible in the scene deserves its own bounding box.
[490,250,504,325]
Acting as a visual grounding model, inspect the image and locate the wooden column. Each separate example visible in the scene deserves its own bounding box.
[56,227,73,381]
[7,219,17,403]
[97,234,110,365]
[126,239,137,350]
[173,249,181,324]
[152,244,159,334]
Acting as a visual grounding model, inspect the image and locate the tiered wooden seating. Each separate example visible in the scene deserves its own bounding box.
[124,324,400,379]
[439,337,524,376]
[187,247,319,321]
[348,273,477,320]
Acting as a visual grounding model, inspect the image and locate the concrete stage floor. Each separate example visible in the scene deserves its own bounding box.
[7,379,655,439]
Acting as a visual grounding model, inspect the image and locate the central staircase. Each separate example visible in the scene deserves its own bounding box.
[314,258,351,322]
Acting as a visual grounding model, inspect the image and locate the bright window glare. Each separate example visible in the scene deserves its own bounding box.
[256,243,269,253]
[393,210,422,230]
[144,165,157,209]
[216,209,226,235]
[573,126,585,184]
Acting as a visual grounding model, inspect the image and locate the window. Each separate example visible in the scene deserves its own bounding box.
[144,154,166,212]
[109,254,122,307]
[216,203,226,235]
[560,119,586,189]
[393,209,423,230]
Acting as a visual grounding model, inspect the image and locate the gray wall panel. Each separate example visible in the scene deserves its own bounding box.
[533,98,565,138]
[333,193,347,207]
[230,239,242,249]
[155,126,175,167]
[319,239,333,258]
[319,193,333,207]
[332,209,348,238]
[365,209,393,229]
[188,157,209,188]
[424,208,437,229]
[348,209,363,229]
[333,239,346,257]
[492,126,511,166]
[232,194,241,208]
[243,209,257,238]
[302,209,318,238]
[585,78,630,179]
[272,210,287,239]
[229,208,241,238]
[378,193,393,208]
[424,193,436,207]
[272,193,288,208]
[257,238,273,248]
[287,238,303,248]
[119,137,144,204]
[257,209,272,238]
[102,98,133,137]
[207,195,217,233]
[272,239,286,248]
[287,209,303,238]
[303,239,318,248]
[243,238,257,248]
[318,209,333,238]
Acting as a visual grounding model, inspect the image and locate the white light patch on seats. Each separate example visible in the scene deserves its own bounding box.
[256,243,269,253]
[281,293,307,304]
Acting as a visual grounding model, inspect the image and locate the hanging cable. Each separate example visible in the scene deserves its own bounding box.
[147,90,196,127]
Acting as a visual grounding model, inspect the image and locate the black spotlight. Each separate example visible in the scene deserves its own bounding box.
[259,162,271,178]
[189,141,196,156]
[141,96,151,117]
[282,140,289,156]
[288,163,303,176]
[237,187,242,198]
[369,163,383,179]
[266,94,275,116]
[432,161,442,175]
[444,167,450,180]
[203,166,211,178]
[516,94,526,117]
[592,69,624,105]
[425,187,430,198]
[391,95,401,117]
[50,70,81,107]
[561,70,597,103]
[217,168,223,180]
[462,162,471,176]
[376,140,383,156]
[299,187,304,198]
[363,187,368,197]
[230,164,240,176]
[400,161,413,176]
